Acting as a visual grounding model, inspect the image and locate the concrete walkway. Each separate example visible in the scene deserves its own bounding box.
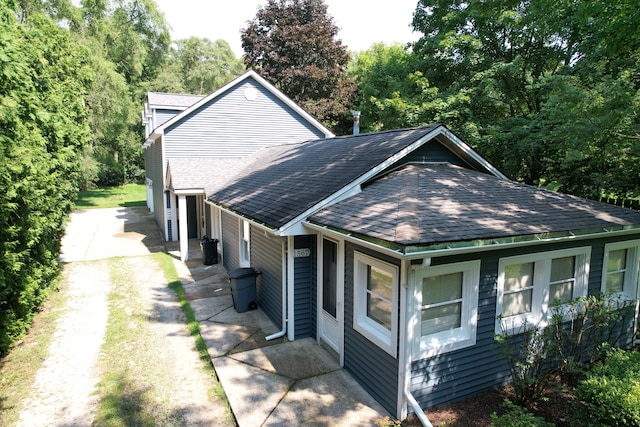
[64,207,390,426]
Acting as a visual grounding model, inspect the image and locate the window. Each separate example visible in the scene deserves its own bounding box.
[601,240,640,300]
[414,260,480,358]
[353,252,398,356]
[496,247,591,334]
[239,220,250,267]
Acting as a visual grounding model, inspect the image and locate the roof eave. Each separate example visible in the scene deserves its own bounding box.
[304,220,640,259]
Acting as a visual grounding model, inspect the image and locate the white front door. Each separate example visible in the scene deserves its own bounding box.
[319,237,344,364]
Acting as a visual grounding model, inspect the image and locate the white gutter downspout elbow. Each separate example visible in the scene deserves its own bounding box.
[404,390,434,427]
[266,239,288,341]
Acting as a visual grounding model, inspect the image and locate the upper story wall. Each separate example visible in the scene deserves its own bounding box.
[163,77,328,159]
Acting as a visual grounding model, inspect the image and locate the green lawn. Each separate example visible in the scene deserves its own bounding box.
[76,184,146,209]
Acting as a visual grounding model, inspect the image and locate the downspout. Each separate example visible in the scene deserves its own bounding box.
[404,391,433,427]
[266,238,288,341]
[287,235,295,340]
[402,258,434,427]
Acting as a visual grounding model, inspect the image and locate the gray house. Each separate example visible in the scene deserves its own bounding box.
[141,70,334,260]
[206,124,640,420]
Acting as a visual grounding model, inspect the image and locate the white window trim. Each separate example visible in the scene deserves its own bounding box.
[601,240,640,301]
[239,219,250,267]
[413,260,480,359]
[495,246,591,335]
[353,252,399,357]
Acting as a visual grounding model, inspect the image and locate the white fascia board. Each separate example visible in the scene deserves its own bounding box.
[173,189,205,195]
[439,127,508,179]
[276,126,446,237]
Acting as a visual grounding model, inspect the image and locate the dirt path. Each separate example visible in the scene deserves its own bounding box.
[16,262,110,426]
[14,208,231,426]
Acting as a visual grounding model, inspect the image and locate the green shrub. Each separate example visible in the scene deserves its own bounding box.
[573,348,640,426]
[490,400,554,427]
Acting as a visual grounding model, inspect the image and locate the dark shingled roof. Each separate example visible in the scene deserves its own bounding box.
[308,164,640,246]
[209,125,441,228]
[168,158,255,194]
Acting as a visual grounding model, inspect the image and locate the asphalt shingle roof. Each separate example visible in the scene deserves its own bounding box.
[168,157,255,195]
[147,92,204,109]
[209,125,441,228]
[308,164,640,246]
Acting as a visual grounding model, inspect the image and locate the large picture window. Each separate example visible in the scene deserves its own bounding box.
[496,247,591,334]
[601,240,640,300]
[353,252,398,357]
[414,260,480,358]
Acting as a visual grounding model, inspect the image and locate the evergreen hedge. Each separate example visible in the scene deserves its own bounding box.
[0,2,92,355]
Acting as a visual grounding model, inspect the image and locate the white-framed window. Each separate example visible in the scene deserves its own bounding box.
[413,260,480,359]
[601,240,640,300]
[239,219,250,267]
[353,252,399,357]
[496,247,591,334]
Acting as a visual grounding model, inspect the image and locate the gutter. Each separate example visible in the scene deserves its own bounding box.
[304,221,640,260]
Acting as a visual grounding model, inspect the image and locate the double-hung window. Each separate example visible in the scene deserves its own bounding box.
[601,240,640,300]
[496,247,591,334]
[353,252,399,357]
[239,220,250,267]
[413,260,480,358]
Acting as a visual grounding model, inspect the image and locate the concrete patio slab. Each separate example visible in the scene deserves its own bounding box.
[199,321,258,358]
[266,369,388,426]
[214,356,294,427]
[228,339,340,380]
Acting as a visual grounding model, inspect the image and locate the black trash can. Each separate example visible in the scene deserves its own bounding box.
[228,267,259,313]
[200,236,219,265]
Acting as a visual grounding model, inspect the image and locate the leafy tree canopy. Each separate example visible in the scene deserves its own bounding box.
[150,37,245,95]
[407,0,640,198]
[241,0,355,133]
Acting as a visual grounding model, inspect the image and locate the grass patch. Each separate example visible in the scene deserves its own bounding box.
[76,184,146,209]
[93,254,233,426]
[0,272,69,426]
[153,253,232,407]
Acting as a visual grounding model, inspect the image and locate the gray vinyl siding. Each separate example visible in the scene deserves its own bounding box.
[155,109,181,128]
[163,77,326,159]
[409,236,638,409]
[250,229,285,328]
[144,139,166,232]
[293,235,316,339]
[344,242,400,415]
[390,139,477,170]
[221,211,239,271]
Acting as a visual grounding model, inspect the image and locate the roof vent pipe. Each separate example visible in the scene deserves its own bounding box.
[352,111,361,135]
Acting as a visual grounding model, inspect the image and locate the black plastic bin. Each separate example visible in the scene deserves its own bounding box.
[200,237,219,265]
[228,267,259,313]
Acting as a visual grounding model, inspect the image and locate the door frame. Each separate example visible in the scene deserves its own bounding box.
[317,235,345,365]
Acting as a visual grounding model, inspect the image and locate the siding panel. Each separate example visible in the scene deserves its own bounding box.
[221,212,239,271]
[294,235,316,339]
[344,242,400,415]
[164,78,326,159]
[250,229,284,328]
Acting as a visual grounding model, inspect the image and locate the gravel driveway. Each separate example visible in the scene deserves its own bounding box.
[15,207,231,427]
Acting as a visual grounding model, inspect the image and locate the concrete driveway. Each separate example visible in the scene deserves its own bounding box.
[60,207,166,262]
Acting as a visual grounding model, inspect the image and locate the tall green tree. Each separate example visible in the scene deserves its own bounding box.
[411,0,640,198]
[241,0,355,133]
[150,37,245,95]
[0,0,92,354]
